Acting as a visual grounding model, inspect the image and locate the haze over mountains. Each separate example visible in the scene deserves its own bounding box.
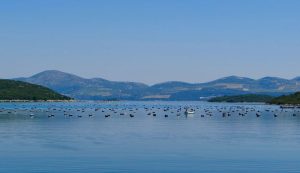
[14,70,300,101]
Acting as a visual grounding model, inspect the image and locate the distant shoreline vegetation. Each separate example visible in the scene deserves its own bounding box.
[268,92,300,105]
[0,79,72,101]
[208,94,274,103]
[209,92,300,105]
[0,100,74,103]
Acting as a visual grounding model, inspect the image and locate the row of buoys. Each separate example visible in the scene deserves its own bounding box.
[1,104,300,119]
[15,110,298,119]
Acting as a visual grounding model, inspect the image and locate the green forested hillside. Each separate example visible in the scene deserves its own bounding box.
[208,94,274,103]
[268,92,300,105]
[0,79,71,101]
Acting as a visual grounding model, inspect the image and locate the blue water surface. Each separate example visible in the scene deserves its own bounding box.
[0,101,299,173]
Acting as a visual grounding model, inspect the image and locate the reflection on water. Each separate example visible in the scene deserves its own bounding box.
[0,101,300,173]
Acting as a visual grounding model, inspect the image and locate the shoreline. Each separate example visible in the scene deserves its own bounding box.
[0,100,75,103]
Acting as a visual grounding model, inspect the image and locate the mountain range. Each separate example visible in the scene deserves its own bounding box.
[14,70,300,101]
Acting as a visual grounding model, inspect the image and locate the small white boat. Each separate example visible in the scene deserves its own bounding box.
[184,108,195,114]
[29,113,35,118]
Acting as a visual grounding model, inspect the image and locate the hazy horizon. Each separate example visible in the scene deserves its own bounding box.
[4,69,299,86]
[1,0,300,84]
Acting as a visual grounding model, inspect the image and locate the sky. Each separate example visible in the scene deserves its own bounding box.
[0,0,300,84]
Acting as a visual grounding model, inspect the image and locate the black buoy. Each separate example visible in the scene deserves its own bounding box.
[222,113,226,117]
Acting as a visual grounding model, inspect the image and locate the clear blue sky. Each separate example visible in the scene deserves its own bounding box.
[0,0,299,84]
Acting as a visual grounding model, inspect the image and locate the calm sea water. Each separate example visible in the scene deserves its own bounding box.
[0,101,300,173]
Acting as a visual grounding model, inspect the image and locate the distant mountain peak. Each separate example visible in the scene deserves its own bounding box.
[208,76,255,84]
[151,81,193,87]
[222,76,255,80]
[292,77,300,81]
[222,75,245,79]
[259,76,287,80]
[31,70,81,78]
[39,70,64,73]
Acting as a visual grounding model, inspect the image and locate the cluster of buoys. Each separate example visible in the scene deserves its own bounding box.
[0,104,299,120]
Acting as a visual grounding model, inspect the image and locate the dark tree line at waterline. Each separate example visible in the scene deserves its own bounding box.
[268,92,300,105]
[208,94,274,103]
[209,92,300,105]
